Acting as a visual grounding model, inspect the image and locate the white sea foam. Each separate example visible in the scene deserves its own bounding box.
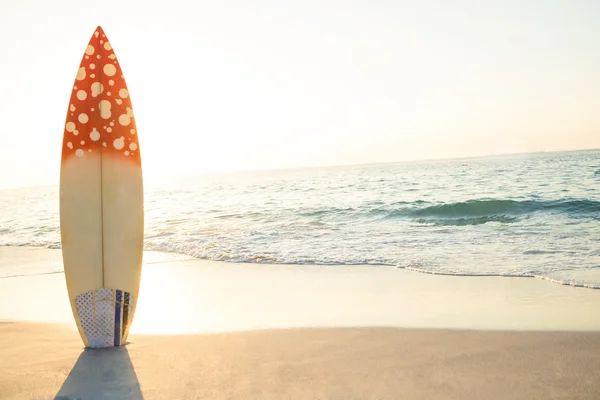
[1,150,599,289]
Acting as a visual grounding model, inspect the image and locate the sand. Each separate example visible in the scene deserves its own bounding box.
[1,247,600,399]
[1,322,600,400]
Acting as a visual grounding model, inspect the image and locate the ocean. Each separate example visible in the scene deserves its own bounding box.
[1,149,599,289]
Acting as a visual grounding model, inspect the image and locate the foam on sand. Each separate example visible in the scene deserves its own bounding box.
[1,247,600,333]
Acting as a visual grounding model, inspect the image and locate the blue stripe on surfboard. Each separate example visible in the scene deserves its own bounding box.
[114,290,123,346]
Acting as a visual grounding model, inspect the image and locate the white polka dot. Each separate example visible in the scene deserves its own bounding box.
[76,67,86,81]
[126,107,134,117]
[85,55,89,59]
[102,142,107,147]
[85,45,95,55]
[115,99,123,105]
[119,88,129,98]
[80,140,85,145]
[107,92,111,96]
[104,42,112,50]
[70,104,76,111]
[109,121,114,126]
[130,129,136,135]
[95,31,99,38]
[109,80,115,86]
[129,142,138,151]
[124,151,130,156]
[89,63,95,70]
[91,108,95,111]
[118,114,131,126]
[107,127,112,133]
[109,54,116,60]
[97,55,101,59]
[78,113,89,123]
[76,149,84,157]
[99,100,111,119]
[90,128,100,141]
[100,40,104,44]
[73,130,79,136]
[76,90,87,101]
[65,122,76,132]
[67,142,73,149]
[91,82,104,97]
[103,64,116,76]
[113,137,125,150]
[73,86,77,90]
[90,74,95,79]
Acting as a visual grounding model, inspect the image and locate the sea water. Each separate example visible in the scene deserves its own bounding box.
[1,150,599,288]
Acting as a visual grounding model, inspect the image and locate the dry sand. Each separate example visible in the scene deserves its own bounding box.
[1,322,599,400]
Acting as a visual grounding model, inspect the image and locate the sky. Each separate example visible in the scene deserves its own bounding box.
[1,0,599,189]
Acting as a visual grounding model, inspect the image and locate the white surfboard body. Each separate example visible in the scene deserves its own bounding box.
[60,26,143,348]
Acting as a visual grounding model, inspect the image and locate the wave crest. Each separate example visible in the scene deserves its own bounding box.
[371,198,600,225]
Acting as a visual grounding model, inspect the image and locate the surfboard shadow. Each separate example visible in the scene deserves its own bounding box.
[54,346,143,400]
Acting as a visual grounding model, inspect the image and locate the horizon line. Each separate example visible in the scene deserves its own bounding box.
[1,146,598,191]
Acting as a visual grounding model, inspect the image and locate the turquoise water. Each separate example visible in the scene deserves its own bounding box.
[1,149,599,288]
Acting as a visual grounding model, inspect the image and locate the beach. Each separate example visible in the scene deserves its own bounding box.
[1,247,600,399]
[2,0,600,397]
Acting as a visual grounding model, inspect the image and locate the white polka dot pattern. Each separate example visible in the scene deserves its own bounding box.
[61,26,141,165]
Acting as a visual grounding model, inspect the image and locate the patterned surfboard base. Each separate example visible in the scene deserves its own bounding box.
[75,288,134,348]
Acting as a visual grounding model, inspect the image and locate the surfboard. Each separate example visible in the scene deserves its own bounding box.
[60,26,143,348]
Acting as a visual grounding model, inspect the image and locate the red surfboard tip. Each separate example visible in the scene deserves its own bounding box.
[91,26,106,42]
[62,25,140,166]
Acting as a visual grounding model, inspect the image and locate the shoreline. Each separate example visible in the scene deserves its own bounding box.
[1,246,600,333]
[2,244,599,290]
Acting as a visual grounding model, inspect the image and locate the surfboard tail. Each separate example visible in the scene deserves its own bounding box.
[75,287,135,348]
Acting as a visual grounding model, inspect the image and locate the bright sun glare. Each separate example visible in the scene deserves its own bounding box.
[0,1,599,189]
